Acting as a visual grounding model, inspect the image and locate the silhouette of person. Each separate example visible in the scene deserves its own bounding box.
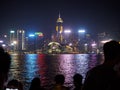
[18,81,23,90]
[6,79,23,90]
[107,60,120,90]
[0,47,11,90]
[73,73,83,90]
[82,40,120,90]
[51,74,69,90]
[29,77,45,90]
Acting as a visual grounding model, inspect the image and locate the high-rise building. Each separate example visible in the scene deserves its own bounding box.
[10,30,15,44]
[55,13,64,43]
[17,30,25,51]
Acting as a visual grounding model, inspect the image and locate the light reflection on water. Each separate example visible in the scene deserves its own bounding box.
[9,54,103,90]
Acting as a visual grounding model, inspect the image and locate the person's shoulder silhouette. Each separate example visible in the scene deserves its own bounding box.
[0,47,11,73]
[0,46,11,90]
[82,40,120,90]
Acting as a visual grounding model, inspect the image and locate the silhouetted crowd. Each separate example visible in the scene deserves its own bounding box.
[0,40,120,90]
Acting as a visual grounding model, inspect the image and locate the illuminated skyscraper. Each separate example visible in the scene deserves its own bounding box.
[17,30,25,51]
[56,13,64,43]
[10,30,15,44]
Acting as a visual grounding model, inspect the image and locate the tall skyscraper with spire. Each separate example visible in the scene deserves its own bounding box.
[56,12,64,43]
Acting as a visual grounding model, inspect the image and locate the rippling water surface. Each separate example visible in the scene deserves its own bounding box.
[9,54,103,90]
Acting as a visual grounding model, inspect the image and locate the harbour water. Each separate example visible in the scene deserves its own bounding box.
[9,54,104,90]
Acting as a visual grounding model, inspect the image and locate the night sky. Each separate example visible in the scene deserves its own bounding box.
[0,0,120,36]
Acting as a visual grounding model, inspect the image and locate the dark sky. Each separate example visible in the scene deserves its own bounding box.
[0,0,120,36]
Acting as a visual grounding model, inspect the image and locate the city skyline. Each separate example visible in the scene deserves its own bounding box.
[0,0,120,36]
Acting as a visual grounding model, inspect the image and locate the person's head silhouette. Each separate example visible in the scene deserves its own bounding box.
[54,74,65,85]
[29,77,43,90]
[31,77,41,87]
[73,73,83,85]
[6,79,23,90]
[0,47,11,89]
[103,40,120,65]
